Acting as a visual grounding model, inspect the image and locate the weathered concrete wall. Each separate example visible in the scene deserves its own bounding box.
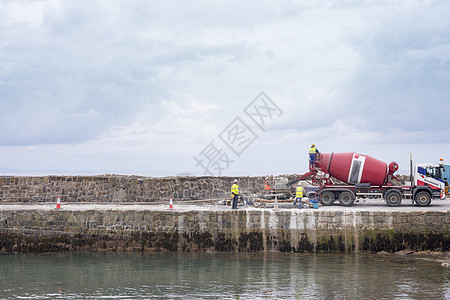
[0,175,285,203]
[0,209,448,253]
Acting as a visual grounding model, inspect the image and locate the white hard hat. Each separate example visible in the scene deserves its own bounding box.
[298,182,302,186]
[234,179,238,182]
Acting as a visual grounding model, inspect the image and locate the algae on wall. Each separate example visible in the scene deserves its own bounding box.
[1,209,449,253]
[360,229,450,253]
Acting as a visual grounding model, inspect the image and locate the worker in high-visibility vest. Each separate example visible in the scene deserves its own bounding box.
[264,177,271,192]
[445,180,449,196]
[293,182,304,209]
[309,144,319,168]
[231,179,239,209]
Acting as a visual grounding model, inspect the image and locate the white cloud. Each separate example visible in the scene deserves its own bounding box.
[69,110,99,119]
[0,0,449,176]
[2,1,45,27]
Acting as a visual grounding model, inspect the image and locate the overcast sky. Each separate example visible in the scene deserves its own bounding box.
[1,0,449,177]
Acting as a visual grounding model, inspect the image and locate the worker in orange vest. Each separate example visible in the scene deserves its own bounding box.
[264,177,271,192]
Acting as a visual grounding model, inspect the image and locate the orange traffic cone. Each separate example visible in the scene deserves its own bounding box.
[169,196,173,209]
[56,196,61,209]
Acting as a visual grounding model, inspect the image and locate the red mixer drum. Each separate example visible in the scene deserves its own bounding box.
[320,152,390,186]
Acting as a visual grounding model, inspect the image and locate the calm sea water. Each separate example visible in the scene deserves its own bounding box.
[0,252,449,299]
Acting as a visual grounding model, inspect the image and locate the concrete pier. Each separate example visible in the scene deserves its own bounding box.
[1,202,449,253]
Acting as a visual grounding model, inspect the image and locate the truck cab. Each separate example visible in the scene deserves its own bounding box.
[414,161,446,200]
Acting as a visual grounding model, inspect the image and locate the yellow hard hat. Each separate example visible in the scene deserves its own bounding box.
[312,144,315,147]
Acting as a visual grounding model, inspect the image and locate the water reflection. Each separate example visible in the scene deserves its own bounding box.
[0,252,449,299]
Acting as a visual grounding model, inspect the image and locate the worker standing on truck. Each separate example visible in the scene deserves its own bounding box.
[309,144,319,168]
[293,182,304,209]
[231,179,239,209]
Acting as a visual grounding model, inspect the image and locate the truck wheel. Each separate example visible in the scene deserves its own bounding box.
[320,191,335,206]
[338,191,355,206]
[307,192,317,201]
[415,191,431,207]
[385,191,402,207]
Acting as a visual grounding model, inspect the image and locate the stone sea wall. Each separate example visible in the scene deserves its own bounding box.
[0,175,287,203]
[0,209,448,253]
[0,175,411,203]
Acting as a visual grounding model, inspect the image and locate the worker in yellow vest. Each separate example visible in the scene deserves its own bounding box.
[293,182,304,209]
[231,179,239,209]
[309,144,319,168]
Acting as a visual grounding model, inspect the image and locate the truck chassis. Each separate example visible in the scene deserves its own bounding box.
[318,184,440,207]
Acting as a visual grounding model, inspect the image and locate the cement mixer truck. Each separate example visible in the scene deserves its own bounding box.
[296,152,446,207]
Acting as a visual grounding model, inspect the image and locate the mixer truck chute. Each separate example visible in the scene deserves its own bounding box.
[299,152,446,207]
